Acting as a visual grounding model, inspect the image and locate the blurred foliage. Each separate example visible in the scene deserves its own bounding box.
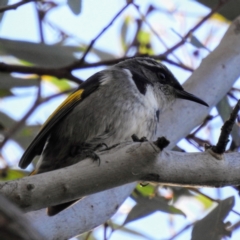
[0,0,239,240]
[0,168,28,181]
[198,0,240,21]
[192,197,234,240]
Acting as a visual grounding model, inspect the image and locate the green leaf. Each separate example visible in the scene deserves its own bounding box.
[0,169,28,181]
[124,196,185,225]
[192,196,234,240]
[42,76,72,91]
[120,16,131,51]
[195,194,214,210]
[67,0,82,15]
[0,38,80,67]
[137,30,151,45]
[137,30,154,55]
[0,89,13,97]
[136,183,155,197]
[76,231,97,240]
[172,187,193,203]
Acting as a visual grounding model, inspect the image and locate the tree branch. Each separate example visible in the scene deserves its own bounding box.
[1,141,240,212]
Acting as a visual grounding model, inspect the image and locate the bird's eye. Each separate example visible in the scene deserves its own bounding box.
[159,73,166,79]
[157,72,167,83]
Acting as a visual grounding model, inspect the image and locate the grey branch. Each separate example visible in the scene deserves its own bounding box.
[1,142,240,213]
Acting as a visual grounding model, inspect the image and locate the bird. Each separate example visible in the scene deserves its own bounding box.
[19,57,208,216]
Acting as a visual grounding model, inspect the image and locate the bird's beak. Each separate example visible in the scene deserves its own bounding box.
[175,89,208,107]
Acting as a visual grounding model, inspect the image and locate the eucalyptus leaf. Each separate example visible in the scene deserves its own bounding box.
[110,222,153,239]
[0,0,8,23]
[0,169,28,181]
[124,197,185,225]
[67,0,81,15]
[0,73,38,89]
[197,0,240,21]
[90,47,116,61]
[189,34,210,52]
[191,196,234,240]
[135,183,155,197]
[0,89,13,97]
[120,16,131,51]
[0,38,80,67]
[0,111,40,149]
[14,125,41,149]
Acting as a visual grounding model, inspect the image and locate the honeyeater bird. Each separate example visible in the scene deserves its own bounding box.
[19,57,208,216]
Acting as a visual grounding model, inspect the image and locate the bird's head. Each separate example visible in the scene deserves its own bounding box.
[116,57,208,109]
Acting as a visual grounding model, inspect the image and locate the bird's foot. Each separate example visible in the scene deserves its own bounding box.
[131,134,148,142]
[70,143,101,165]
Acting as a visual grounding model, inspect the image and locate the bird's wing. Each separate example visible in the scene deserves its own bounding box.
[19,72,103,169]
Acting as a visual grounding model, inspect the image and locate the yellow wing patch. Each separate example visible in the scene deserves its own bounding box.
[41,89,84,130]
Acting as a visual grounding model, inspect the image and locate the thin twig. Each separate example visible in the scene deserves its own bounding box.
[133,3,183,64]
[35,2,45,43]
[0,62,83,84]
[0,0,37,13]
[65,2,132,71]
[0,87,74,149]
[0,55,193,84]
[162,0,232,57]
[168,223,193,240]
[211,100,240,154]
[189,188,240,217]
[0,79,42,148]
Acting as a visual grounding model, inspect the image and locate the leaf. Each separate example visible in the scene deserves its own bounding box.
[137,30,154,55]
[67,0,81,15]
[197,0,239,21]
[191,196,234,240]
[124,197,185,225]
[15,125,41,149]
[0,168,28,181]
[0,89,13,97]
[0,111,40,149]
[0,73,39,89]
[216,96,240,146]
[110,222,153,239]
[172,187,193,203]
[0,38,80,67]
[0,0,8,23]
[135,183,155,197]
[0,111,16,127]
[90,47,116,61]
[195,194,214,210]
[76,231,97,240]
[120,16,131,51]
[42,75,72,91]
[189,34,207,49]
